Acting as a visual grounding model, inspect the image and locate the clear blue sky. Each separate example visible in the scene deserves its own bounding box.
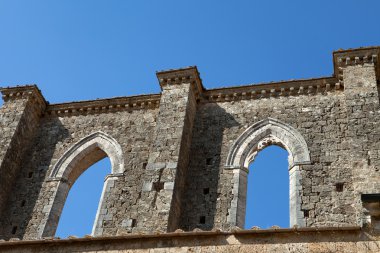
[0,0,379,237]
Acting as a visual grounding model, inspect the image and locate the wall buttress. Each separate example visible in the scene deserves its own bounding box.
[0,86,46,238]
[136,67,202,232]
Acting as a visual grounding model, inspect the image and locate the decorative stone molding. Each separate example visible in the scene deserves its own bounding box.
[0,85,47,112]
[49,131,125,181]
[225,118,311,170]
[45,94,161,117]
[336,54,378,67]
[202,77,341,103]
[156,66,204,99]
[333,47,380,82]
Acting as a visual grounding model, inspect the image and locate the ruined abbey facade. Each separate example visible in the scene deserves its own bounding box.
[0,46,380,252]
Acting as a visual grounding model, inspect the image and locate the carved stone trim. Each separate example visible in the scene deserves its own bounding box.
[1,85,47,111]
[225,118,311,169]
[156,66,204,99]
[202,77,341,103]
[45,94,161,117]
[49,131,124,180]
[333,47,380,82]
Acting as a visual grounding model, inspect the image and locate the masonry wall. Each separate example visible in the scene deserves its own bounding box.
[181,85,356,230]
[136,81,198,233]
[0,88,45,237]
[0,94,160,239]
[0,47,379,241]
[343,62,380,222]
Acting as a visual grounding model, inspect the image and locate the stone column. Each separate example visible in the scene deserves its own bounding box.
[0,86,46,237]
[137,67,203,232]
[289,165,305,227]
[335,48,380,225]
[225,166,248,228]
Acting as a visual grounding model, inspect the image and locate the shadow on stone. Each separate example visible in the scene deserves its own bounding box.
[0,117,70,240]
[179,103,239,231]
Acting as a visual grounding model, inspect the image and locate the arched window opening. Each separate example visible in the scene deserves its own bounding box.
[39,132,125,239]
[55,157,111,238]
[244,145,289,229]
[225,118,310,228]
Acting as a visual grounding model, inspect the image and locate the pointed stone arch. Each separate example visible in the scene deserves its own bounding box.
[49,131,124,182]
[226,118,311,170]
[39,131,125,238]
[225,118,311,228]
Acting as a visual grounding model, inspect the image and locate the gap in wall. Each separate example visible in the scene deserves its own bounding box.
[55,157,111,238]
[245,145,289,229]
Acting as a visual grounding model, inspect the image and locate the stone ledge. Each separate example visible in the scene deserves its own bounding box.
[333,46,380,81]
[0,84,47,111]
[1,77,345,115]
[156,66,204,98]
[45,94,161,116]
[0,226,362,246]
[1,77,344,116]
[202,77,341,103]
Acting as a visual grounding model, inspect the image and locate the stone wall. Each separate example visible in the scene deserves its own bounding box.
[136,68,201,233]
[0,86,46,237]
[0,93,161,239]
[181,84,357,230]
[0,47,379,241]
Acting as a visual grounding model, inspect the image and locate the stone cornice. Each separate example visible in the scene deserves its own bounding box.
[0,226,361,245]
[202,77,340,103]
[45,94,161,116]
[333,46,380,81]
[0,85,47,112]
[156,66,204,99]
[1,77,342,116]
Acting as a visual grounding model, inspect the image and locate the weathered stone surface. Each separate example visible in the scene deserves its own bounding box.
[0,47,379,253]
[0,228,378,253]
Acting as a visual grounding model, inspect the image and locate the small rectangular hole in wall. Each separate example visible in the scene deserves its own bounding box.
[131,219,137,228]
[206,158,212,165]
[153,182,164,192]
[304,210,309,218]
[11,226,17,235]
[203,188,209,195]
[28,172,33,178]
[336,183,344,192]
[20,200,26,207]
[199,216,206,224]
[143,162,147,169]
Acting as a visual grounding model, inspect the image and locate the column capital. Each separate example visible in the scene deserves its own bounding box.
[224,165,249,174]
[156,66,204,97]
